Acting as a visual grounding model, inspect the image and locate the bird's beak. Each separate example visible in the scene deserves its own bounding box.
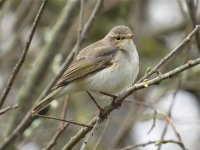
[126,34,134,39]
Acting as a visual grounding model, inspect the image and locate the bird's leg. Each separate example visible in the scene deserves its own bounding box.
[99,91,117,105]
[86,91,103,111]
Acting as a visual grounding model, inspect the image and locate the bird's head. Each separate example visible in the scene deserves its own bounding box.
[105,25,135,49]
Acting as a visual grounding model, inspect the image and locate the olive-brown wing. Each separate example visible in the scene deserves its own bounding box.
[52,47,117,90]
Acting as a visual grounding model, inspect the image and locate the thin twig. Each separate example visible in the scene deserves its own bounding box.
[110,91,166,148]
[35,114,92,128]
[0,0,48,109]
[0,1,104,149]
[87,91,103,111]
[93,118,110,150]
[80,0,104,43]
[157,50,190,150]
[31,9,84,147]
[75,0,85,56]
[5,0,80,135]
[113,139,185,150]
[138,25,200,83]
[0,104,19,115]
[0,14,198,150]
[157,83,182,150]
[43,123,70,150]
[123,99,180,144]
[61,27,200,148]
[61,57,200,149]
[186,0,200,53]
[176,0,188,21]
[36,0,104,103]
[79,119,99,150]
[147,110,157,134]
[43,99,69,150]
[163,113,186,150]
[60,98,68,129]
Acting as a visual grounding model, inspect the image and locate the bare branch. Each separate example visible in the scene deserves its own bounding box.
[43,98,69,150]
[122,98,187,150]
[60,117,98,149]
[157,80,183,150]
[147,110,157,134]
[80,0,104,43]
[75,0,85,56]
[0,1,104,149]
[60,98,68,129]
[7,0,80,133]
[138,25,200,82]
[59,26,200,149]
[62,57,200,149]
[34,114,92,128]
[79,119,99,150]
[93,118,110,150]
[43,123,70,150]
[0,104,19,115]
[176,0,188,21]
[0,0,48,109]
[157,51,189,150]
[37,0,104,102]
[113,139,185,150]
[186,0,200,52]
[163,113,186,148]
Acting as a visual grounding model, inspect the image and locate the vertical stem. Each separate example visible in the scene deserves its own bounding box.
[0,0,48,109]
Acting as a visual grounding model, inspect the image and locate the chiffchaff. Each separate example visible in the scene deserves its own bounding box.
[32,25,139,116]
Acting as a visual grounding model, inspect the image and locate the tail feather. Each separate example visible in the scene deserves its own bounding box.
[31,97,54,116]
[31,87,63,116]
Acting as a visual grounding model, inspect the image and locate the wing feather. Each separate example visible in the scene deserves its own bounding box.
[52,46,117,90]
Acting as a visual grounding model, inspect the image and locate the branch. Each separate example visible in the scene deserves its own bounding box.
[6,0,80,134]
[62,58,200,149]
[157,71,185,150]
[79,119,99,150]
[186,0,200,52]
[43,123,70,150]
[138,25,200,82]
[80,0,104,43]
[0,0,48,109]
[36,0,104,102]
[60,98,68,129]
[75,0,85,56]
[43,98,69,150]
[92,118,110,150]
[35,114,92,128]
[0,1,104,149]
[147,110,157,134]
[113,139,185,150]
[119,98,185,149]
[0,104,19,115]
[59,26,200,149]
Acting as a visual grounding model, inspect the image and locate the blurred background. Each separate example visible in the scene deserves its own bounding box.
[0,0,200,150]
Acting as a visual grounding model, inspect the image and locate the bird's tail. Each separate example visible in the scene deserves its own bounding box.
[31,87,63,116]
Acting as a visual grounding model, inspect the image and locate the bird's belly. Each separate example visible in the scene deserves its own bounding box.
[84,62,138,94]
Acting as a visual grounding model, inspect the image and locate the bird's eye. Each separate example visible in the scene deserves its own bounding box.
[116,36,120,40]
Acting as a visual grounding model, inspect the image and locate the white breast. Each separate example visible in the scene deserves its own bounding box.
[84,40,139,94]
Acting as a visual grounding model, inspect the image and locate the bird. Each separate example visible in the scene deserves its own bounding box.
[31,25,139,116]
